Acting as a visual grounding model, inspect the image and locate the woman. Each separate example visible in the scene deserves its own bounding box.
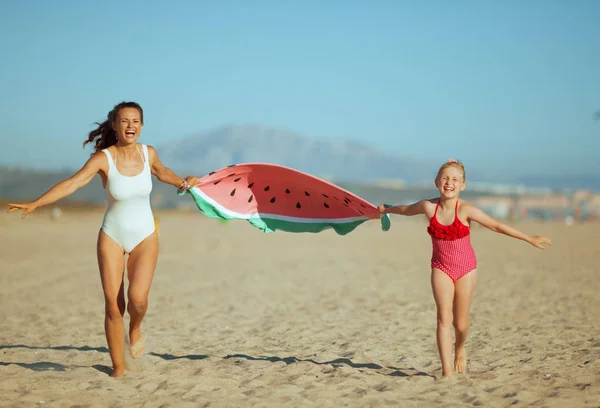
[7,101,200,377]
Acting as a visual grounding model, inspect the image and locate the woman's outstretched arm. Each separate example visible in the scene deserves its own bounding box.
[7,152,106,218]
[147,145,200,190]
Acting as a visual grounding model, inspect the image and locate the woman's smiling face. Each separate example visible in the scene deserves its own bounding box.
[113,107,143,144]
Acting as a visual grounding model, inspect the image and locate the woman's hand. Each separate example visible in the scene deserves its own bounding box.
[184,176,201,188]
[527,235,552,249]
[178,175,202,192]
[6,202,39,219]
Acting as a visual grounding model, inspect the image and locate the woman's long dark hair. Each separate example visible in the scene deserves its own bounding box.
[83,101,144,155]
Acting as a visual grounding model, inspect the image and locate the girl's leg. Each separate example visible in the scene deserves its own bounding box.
[452,269,477,373]
[97,231,126,377]
[431,268,455,378]
[126,231,159,358]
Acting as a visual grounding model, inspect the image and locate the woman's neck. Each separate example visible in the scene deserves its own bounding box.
[115,141,138,151]
[113,142,140,159]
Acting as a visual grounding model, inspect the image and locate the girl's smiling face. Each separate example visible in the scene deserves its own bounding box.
[435,165,466,198]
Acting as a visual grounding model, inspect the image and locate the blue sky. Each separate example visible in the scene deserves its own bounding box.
[1,0,599,177]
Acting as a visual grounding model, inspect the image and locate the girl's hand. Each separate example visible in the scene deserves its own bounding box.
[528,235,552,249]
[6,202,38,219]
[377,204,389,214]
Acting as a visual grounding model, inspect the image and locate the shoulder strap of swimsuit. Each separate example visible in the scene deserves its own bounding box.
[102,149,115,169]
[141,144,149,164]
[433,201,440,217]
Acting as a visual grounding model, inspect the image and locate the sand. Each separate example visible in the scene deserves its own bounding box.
[1,208,599,407]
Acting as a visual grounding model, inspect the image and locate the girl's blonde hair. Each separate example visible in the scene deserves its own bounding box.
[436,159,466,182]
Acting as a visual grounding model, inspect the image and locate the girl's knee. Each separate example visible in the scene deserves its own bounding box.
[453,318,469,333]
[437,308,453,327]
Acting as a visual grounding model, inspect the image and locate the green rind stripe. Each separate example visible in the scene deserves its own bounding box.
[248,217,368,235]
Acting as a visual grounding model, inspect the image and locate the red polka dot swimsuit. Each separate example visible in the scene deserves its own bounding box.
[427,200,477,281]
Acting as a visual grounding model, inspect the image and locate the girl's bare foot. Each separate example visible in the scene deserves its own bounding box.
[454,345,467,373]
[129,327,145,359]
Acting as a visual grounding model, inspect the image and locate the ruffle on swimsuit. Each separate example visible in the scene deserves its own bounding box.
[427,207,471,240]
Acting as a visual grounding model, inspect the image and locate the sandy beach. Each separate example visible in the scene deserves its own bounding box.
[1,207,599,407]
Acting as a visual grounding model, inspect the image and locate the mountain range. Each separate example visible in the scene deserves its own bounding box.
[156,124,438,183]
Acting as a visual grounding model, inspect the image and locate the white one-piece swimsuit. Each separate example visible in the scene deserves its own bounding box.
[100,144,155,253]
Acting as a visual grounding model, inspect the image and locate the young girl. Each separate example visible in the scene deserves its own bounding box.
[379,159,552,378]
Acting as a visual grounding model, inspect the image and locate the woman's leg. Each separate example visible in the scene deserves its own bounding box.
[126,231,159,358]
[431,268,455,378]
[453,269,477,373]
[97,230,126,377]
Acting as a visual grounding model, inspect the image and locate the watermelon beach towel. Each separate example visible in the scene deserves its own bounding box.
[179,163,391,235]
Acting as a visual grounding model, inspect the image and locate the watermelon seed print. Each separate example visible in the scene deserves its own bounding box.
[322,193,328,198]
[270,197,276,203]
[248,182,254,188]
[213,180,221,185]
[228,173,235,177]
[285,189,291,194]
[264,186,270,191]
[248,195,253,203]
[296,202,301,209]
[208,171,215,175]
[305,191,310,196]
[234,177,241,182]
[230,188,236,196]
[324,203,330,208]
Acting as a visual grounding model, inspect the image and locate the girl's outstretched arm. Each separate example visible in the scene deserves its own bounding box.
[379,199,429,216]
[466,203,552,249]
[6,152,105,218]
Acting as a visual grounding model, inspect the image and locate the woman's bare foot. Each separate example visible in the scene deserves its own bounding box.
[129,327,145,359]
[454,345,467,373]
[111,366,125,378]
[435,370,454,381]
